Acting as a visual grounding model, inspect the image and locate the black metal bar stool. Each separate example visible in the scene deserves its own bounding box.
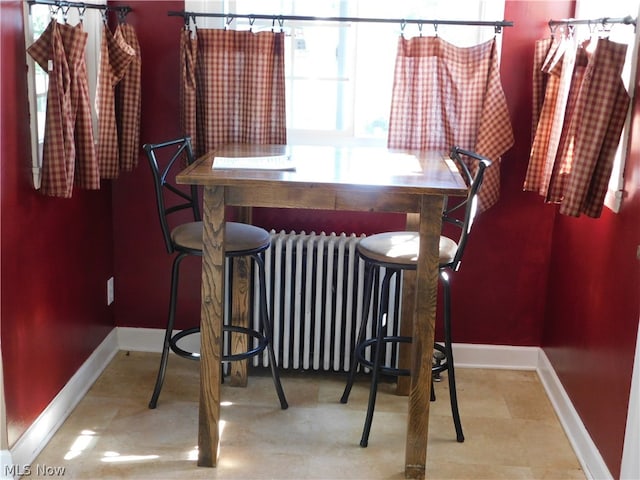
[340,146,491,447]
[144,137,287,410]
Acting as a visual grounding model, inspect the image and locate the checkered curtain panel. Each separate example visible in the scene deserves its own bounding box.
[115,24,142,173]
[524,37,630,218]
[95,23,135,179]
[525,37,581,202]
[27,19,141,197]
[181,28,287,156]
[28,20,95,197]
[531,37,555,145]
[180,29,198,153]
[387,36,514,212]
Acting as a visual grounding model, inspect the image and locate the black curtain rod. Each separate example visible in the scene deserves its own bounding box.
[27,0,131,15]
[549,15,636,28]
[168,10,514,32]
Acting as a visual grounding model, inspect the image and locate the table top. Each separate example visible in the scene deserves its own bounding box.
[177,144,468,197]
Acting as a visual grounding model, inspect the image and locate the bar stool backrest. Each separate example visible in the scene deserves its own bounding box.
[443,146,491,272]
[143,137,201,254]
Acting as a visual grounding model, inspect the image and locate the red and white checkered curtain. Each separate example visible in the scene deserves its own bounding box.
[95,22,136,179]
[387,36,514,212]
[524,37,630,218]
[27,19,141,197]
[180,28,198,153]
[115,23,142,173]
[181,28,286,156]
[28,20,100,197]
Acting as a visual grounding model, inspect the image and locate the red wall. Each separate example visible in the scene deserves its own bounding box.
[1,1,115,446]
[109,0,192,330]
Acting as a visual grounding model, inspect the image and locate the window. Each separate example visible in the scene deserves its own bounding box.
[574,0,640,212]
[22,1,105,189]
[187,0,505,146]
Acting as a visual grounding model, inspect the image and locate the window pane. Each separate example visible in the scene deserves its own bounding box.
[288,79,341,130]
[288,25,344,79]
[352,23,396,140]
[28,6,50,146]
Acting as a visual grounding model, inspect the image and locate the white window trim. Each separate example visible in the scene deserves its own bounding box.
[23,1,42,189]
[604,4,640,212]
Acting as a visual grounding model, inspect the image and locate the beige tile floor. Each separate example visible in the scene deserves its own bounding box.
[31,351,585,479]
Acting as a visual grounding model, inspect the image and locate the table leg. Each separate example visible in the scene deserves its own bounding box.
[405,195,443,479]
[397,213,420,396]
[198,186,226,467]
[229,207,253,387]
[229,256,249,387]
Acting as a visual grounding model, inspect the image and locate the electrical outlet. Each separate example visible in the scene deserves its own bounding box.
[107,277,114,305]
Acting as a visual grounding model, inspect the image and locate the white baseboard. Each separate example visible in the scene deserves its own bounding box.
[8,329,119,475]
[452,342,540,370]
[116,327,165,353]
[117,327,200,355]
[537,350,612,480]
[114,330,542,371]
[8,327,611,480]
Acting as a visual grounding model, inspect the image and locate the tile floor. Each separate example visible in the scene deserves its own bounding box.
[31,351,585,479]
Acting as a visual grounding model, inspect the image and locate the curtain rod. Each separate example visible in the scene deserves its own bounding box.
[27,0,131,15]
[549,15,636,28]
[168,11,514,32]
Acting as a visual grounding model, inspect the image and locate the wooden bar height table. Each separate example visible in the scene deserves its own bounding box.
[177,144,467,479]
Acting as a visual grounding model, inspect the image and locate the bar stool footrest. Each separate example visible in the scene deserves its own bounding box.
[355,336,451,377]
[222,325,269,362]
[356,335,412,377]
[169,325,269,362]
[169,327,201,360]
